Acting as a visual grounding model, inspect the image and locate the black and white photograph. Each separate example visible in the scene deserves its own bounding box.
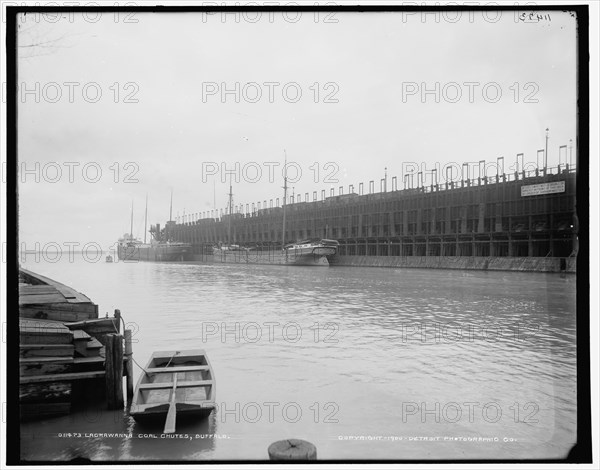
[2,1,596,466]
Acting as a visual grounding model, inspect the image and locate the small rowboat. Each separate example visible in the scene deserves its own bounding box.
[130,350,216,433]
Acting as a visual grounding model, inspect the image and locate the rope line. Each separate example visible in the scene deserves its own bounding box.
[112,314,179,376]
[164,351,180,369]
[111,314,151,375]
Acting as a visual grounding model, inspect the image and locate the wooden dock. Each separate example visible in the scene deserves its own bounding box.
[19,269,132,420]
[19,268,99,322]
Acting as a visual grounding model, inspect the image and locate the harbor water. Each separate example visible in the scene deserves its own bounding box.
[18,254,577,461]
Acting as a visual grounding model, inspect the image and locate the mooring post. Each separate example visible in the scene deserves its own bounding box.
[268,439,317,460]
[105,333,124,409]
[114,309,121,333]
[124,329,134,402]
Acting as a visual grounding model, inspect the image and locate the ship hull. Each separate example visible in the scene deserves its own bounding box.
[212,249,331,266]
[117,244,192,262]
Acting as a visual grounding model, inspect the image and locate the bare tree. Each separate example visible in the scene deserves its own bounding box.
[17,14,77,59]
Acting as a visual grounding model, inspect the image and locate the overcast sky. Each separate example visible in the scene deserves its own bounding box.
[16,8,578,250]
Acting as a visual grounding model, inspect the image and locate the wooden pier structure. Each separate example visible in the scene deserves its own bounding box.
[19,269,132,419]
[164,163,578,268]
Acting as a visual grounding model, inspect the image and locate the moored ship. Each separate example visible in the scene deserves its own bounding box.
[284,238,339,265]
[117,193,192,262]
[117,234,192,262]
[211,160,338,266]
[212,238,339,266]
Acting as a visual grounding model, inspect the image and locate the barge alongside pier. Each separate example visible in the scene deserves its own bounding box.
[213,238,339,266]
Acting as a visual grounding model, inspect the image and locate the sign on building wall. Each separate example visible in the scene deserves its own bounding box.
[521,181,566,197]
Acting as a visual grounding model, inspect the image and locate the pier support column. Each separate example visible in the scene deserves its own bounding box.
[105,333,124,410]
[124,329,134,402]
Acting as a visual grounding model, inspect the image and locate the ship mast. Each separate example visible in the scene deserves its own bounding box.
[228,182,233,245]
[129,200,134,241]
[144,193,148,244]
[166,189,173,242]
[282,150,287,249]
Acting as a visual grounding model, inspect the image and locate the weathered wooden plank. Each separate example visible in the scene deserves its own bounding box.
[139,380,213,390]
[20,357,74,364]
[80,338,103,358]
[20,286,61,295]
[20,382,71,402]
[20,344,75,358]
[74,336,92,357]
[73,330,91,340]
[20,306,98,322]
[18,268,49,285]
[86,338,102,349]
[20,318,70,331]
[20,326,71,337]
[146,365,210,374]
[22,302,98,314]
[20,332,73,345]
[73,356,104,365]
[20,326,69,335]
[20,362,72,376]
[19,293,70,305]
[20,370,106,384]
[19,317,65,326]
[19,268,93,303]
[64,318,119,335]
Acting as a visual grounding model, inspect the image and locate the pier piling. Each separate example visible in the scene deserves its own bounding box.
[114,309,121,333]
[105,333,124,409]
[124,329,134,402]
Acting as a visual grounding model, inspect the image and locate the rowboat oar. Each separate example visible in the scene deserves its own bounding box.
[163,374,178,434]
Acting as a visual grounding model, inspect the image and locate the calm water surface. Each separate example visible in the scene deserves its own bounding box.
[19,255,577,461]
